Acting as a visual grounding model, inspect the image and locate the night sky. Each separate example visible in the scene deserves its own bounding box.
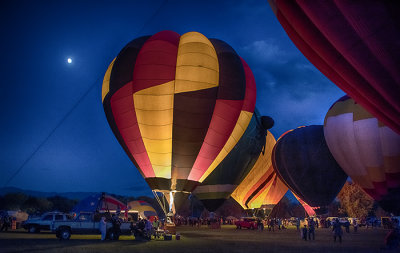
[0,0,344,197]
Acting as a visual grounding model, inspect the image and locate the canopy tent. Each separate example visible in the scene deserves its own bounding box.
[127,200,158,220]
[72,193,127,213]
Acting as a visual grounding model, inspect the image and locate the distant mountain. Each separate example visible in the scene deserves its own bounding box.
[0,187,100,200]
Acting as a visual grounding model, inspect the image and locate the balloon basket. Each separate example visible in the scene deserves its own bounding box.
[165,223,176,235]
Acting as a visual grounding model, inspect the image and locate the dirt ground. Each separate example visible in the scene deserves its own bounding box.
[0,225,396,253]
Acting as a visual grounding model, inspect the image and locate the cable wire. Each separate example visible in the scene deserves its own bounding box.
[4,0,168,187]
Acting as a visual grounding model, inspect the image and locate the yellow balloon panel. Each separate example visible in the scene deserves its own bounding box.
[102,58,115,102]
[263,176,288,205]
[175,32,219,94]
[134,81,174,178]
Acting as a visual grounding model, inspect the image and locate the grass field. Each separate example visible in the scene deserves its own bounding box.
[0,225,396,253]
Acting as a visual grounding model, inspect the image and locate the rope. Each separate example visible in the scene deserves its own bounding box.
[4,0,168,187]
[153,190,168,217]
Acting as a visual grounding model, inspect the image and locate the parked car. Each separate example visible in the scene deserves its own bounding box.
[51,211,133,240]
[235,217,257,229]
[22,212,71,233]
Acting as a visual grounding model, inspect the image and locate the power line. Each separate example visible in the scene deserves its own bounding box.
[4,0,167,187]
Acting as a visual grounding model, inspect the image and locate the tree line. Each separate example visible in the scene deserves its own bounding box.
[0,182,388,219]
[0,193,78,214]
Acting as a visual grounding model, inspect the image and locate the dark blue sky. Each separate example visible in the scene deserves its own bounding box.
[0,0,344,196]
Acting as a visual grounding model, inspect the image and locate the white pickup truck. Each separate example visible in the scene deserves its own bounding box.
[22,212,71,233]
[51,212,134,240]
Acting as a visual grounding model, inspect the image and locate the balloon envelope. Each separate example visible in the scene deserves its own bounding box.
[127,200,158,219]
[272,125,347,207]
[102,31,257,199]
[324,95,400,214]
[269,0,400,134]
[231,131,288,210]
[193,111,270,211]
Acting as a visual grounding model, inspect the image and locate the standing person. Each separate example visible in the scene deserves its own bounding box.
[344,219,350,233]
[332,218,343,243]
[153,217,159,231]
[308,218,315,240]
[302,225,308,241]
[271,219,275,232]
[353,218,358,233]
[99,217,107,241]
[296,218,300,231]
[145,218,153,240]
[381,219,400,250]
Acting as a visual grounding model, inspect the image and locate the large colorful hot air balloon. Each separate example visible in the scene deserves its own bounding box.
[268,0,400,134]
[272,125,347,208]
[324,96,400,214]
[102,31,257,213]
[231,131,288,210]
[192,112,273,212]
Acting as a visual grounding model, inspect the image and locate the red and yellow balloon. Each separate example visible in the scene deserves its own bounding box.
[231,131,288,210]
[102,31,257,211]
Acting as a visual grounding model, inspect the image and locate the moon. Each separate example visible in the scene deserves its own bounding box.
[67,58,72,64]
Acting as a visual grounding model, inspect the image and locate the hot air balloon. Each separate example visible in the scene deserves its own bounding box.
[272,125,347,208]
[193,112,273,212]
[292,193,316,217]
[231,131,288,210]
[324,95,400,214]
[268,0,400,134]
[102,31,258,214]
[127,200,158,221]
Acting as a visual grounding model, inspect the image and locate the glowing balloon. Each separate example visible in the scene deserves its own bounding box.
[102,31,257,212]
[231,131,288,210]
[193,112,273,212]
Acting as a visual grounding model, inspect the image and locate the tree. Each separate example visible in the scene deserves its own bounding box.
[47,196,78,213]
[0,193,28,210]
[337,182,374,218]
[21,196,53,214]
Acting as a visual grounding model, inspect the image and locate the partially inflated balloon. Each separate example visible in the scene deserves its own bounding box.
[292,193,316,217]
[231,131,288,210]
[193,111,272,211]
[272,125,347,207]
[269,0,400,134]
[102,31,257,211]
[324,96,400,214]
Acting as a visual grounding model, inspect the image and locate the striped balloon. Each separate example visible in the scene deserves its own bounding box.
[231,131,288,210]
[324,95,400,214]
[192,111,271,211]
[127,200,158,219]
[102,31,257,202]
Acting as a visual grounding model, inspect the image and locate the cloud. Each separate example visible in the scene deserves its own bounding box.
[243,39,291,64]
[241,39,345,137]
